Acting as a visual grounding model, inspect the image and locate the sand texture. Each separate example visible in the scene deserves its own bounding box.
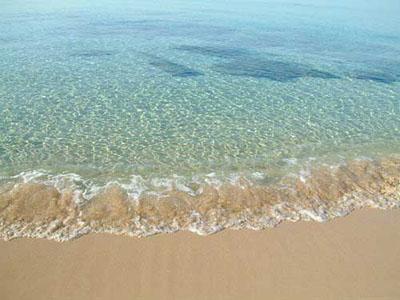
[0,209,399,300]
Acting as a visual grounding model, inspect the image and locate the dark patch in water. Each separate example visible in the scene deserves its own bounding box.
[353,71,398,84]
[213,57,339,81]
[149,57,203,77]
[174,44,339,82]
[351,62,400,84]
[71,50,114,58]
[175,45,250,59]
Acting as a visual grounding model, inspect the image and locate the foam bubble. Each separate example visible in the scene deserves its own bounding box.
[0,157,399,241]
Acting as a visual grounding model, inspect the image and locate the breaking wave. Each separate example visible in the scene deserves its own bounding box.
[0,156,399,241]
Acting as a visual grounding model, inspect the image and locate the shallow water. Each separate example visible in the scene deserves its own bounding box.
[0,0,399,240]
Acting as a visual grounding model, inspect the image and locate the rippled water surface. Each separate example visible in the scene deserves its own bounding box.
[0,0,399,240]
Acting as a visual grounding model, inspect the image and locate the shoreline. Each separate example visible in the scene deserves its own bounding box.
[1,208,400,299]
[1,156,399,241]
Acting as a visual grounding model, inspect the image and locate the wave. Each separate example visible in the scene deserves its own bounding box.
[0,156,399,241]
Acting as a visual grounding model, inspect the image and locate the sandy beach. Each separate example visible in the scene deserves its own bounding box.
[0,208,399,300]
[1,0,399,299]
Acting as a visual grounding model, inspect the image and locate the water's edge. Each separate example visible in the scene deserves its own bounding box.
[1,157,399,241]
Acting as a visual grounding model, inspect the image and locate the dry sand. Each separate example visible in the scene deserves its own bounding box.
[0,208,399,300]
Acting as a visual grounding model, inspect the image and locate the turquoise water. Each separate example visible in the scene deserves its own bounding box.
[0,0,399,183]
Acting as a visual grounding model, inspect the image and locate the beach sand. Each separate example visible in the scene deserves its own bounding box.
[0,209,399,300]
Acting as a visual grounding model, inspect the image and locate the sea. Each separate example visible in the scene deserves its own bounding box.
[0,0,399,240]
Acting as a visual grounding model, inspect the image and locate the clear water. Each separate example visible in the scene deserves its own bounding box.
[1,0,399,183]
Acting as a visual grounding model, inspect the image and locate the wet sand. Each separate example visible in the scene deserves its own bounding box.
[2,158,400,241]
[0,209,399,300]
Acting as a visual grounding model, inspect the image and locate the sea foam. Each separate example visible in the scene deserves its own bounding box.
[0,157,399,241]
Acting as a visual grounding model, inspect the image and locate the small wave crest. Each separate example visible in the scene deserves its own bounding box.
[0,157,399,241]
